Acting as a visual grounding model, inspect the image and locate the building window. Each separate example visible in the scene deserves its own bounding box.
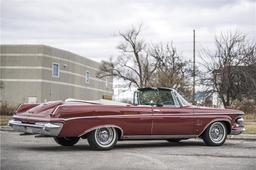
[85,71,90,84]
[28,97,37,104]
[52,63,59,77]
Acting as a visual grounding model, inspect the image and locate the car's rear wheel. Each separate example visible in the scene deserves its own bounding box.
[54,137,80,146]
[202,121,227,146]
[87,127,118,150]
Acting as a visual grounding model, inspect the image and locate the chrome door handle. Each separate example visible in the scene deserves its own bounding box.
[153,109,161,112]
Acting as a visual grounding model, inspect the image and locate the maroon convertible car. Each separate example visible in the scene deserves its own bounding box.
[9,87,245,150]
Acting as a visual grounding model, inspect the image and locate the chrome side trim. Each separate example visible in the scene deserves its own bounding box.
[60,114,227,121]
[14,113,197,122]
[122,135,197,140]
[63,114,154,121]
[78,124,124,138]
[198,118,231,136]
[13,115,65,122]
[194,112,243,115]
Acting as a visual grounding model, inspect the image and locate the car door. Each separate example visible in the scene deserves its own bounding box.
[119,105,153,136]
[151,106,194,135]
[151,90,194,135]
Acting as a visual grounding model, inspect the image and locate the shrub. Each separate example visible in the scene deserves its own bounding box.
[231,98,256,115]
[0,102,15,115]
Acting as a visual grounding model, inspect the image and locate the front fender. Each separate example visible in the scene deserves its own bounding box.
[198,118,231,136]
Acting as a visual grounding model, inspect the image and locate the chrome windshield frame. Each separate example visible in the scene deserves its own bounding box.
[172,89,191,107]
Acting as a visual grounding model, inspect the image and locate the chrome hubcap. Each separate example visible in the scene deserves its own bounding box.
[209,122,225,143]
[95,127,114,146]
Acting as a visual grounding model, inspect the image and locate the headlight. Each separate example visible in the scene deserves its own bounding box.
[236,117,244,127]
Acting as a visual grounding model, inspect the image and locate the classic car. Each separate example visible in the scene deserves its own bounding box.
[9,87,245,150]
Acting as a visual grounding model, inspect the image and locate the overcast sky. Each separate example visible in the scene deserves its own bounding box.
[1,0,256,62]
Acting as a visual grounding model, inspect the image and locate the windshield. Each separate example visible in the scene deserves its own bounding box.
[173,90,191,106]
[138,89,175,106]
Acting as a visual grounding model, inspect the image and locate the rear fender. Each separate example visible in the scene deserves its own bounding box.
[79,124,124,139]
[15,104,39,114]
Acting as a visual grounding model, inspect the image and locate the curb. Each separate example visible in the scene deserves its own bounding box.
[0,126,14,132]
[227,134,256,141]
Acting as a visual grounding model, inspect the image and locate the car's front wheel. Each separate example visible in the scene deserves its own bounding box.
[202,121,227,146]
[54,137,80,146]
[87,127,118,150]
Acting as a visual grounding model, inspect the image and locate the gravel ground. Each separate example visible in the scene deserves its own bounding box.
[1,131,256,170]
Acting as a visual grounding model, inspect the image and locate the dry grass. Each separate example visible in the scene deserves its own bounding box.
[244,114,256,134]
[244,121,256,134]
[244,114,256,121]
[0,115,12,126]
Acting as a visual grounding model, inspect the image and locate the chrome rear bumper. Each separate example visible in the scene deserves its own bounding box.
[8,120,63,136]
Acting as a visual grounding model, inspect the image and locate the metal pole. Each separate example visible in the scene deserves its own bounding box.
[193,29,196,105]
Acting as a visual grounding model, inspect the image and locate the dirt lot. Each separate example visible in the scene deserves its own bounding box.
[1,131,256,170]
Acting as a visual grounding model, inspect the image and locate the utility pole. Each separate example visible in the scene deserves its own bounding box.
[192,29,196,105]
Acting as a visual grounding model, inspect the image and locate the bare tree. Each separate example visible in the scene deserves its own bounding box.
[201,32,256,106]
[149,43,193,98]
[97,26,193,100]
[97,26,159,88]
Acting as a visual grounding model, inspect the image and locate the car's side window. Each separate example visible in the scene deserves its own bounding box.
[139,90,158,105]
[158,90,175,106]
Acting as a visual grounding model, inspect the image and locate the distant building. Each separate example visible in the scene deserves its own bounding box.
[0,45,113,107]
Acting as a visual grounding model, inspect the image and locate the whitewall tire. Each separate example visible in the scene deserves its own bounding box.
[87,127,118,150]
[202,122,227,146]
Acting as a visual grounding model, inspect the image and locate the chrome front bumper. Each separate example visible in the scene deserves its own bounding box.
[230,117,245,135]
[8,120,63,136]
[230,127,245,135]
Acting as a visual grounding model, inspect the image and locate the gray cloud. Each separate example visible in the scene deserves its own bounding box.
[1,0,255,61]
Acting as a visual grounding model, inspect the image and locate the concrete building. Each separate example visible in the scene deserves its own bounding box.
[0,45,113,107]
